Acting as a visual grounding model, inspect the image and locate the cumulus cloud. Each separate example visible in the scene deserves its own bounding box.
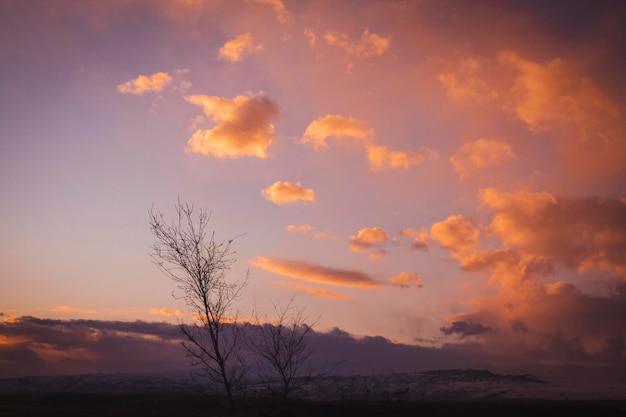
[251,256,384,288]
[262,181,316,205]
[440,321,493,338]
[430,215,480,254]
[273,281,351,301]
[501,51,619,135]
[246,0,290,23]
[480,188,626,278]
[185,92,279,158]
[218,32,263,62]
[117,71,172,95]
[433,188,626,362]
[349,227,388,253]
[388,272,423,289]
[367,145,439,171]
[400,228,429,250]
[450,139,515,180]
[300,115,374,149]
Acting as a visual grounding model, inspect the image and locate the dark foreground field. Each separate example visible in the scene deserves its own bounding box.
[1,394,625,417]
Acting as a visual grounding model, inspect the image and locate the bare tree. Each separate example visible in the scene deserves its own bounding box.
[148,201,247,412]
[249,298,318,404]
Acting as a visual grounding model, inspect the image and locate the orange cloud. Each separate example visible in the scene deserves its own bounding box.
[324,29,390,58]
[117,71,172,95]
[388,272,423,289]
[300,115,374,149]
[185,93,279,158]
[262,181,316,204]
[272,281,351,301]
[218,33,263,62]
[367,145,439,171]
[285,224,314,234]
[500,51,620,135]
[480,188,626,278]
[285,224,335,240]
[304,28,316,47]
[449,139,515,180]
[400,228,429,250]
[51,305,97,315]
[246,0,290,23]
[430,215,480,254]
[437,57,497,106]
[150,308,185,318]
[251,256,384,288]
[349,227,388,253]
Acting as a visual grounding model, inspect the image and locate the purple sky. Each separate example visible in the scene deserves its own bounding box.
[1,0,625,394]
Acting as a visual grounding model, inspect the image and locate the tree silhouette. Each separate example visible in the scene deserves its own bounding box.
[149,200,247,412]
[250,298,318,404]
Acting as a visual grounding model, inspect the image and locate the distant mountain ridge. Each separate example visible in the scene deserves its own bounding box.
[0,368,556,401]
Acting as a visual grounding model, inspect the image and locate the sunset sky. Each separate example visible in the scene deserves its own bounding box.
[1,0,625,388]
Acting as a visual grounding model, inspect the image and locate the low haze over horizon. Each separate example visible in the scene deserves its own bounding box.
[1,0,625,393]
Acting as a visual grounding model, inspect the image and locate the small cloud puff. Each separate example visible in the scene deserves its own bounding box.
[185,92,279,158]
[300,114,373,149]
[262,181,316,205]
[117,72,172,95]
[349,227,388,253]
[218,33,263,62]
[388,272,423,289]
[450,139,515,180]
[367,145,438,171]
[430,215,480,254]
[400,228,429,250]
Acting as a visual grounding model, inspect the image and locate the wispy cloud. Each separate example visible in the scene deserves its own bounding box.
[185,92,279,158]
[324,29,390,73]
[218,33,263,62]
[437,57,497,106]
[450,139,515,180]
[388,272,423,289]
[246,0,290,23]
[51,305,97,315]
[367,145,438,171]
[149,308,185,318]
[251,256,384,288]
[273,281,351,301]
